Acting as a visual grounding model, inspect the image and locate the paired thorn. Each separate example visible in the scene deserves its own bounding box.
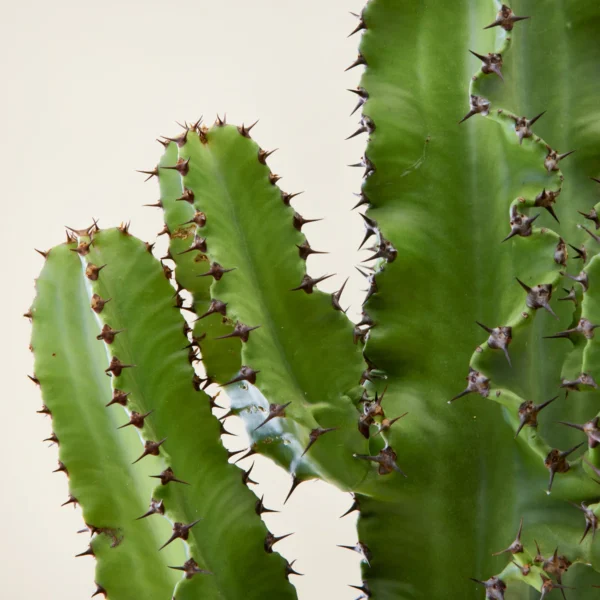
[559,287,577,306]
[221,366,259,387]
[539,574,574,600]
[347,87,369,116]
[254,402,291,431]
[345,54,366,71]
[118,410,153,430]
[558,417,600,449]
[578,208,600,230]
[354,446,406,476]
[136,498,165,520]
[470,576,506,599]
[96,324,124,344]
[162,157,190,176]
[136,167,159,182]
[347,10,366,37]
[560,372,599,392]
[198,262,235,281]
[484,5,530,31]
[160,519,202,550]
[516,278,557,318]
[337,542,372,566]
[150,467,189,486]
[569,501,599,543]
[346,116,375,140]
[169,558,211,578]
[91,294,111,314]
[503,206,539,242]
[281,191,304,206]
[459,95,490,124]
[215,321,260,343]
[450,367,490,402]
[560,269,589,293]
[545,318,599,341]
[196,299,227,321]
[492,518,524,555]
[301,427,338,456]
[105,356,135,377]
[291,274,334,294]
[181,211,207,228]
[258,147,278,164]
[514,111,545,144]
[545,149,575,173]
[176,188,195,204]
[297,240,327,260]
[85,264,106,281]
[133,438,167,464]
[476,322,512,366]
[534,188,561,223]
[469,50,503,81]
[255,495,278,516]
[284,475,304,504]
[264,531,293,553]
[293,212,322,231]
[340,496,360,518]
[238,120,259,138]
[515,396,558,438]
[544,442,585,493]
[332,278,349,312]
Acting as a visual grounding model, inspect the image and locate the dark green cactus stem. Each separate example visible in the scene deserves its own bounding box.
[152,123,371,492]
[353,0,600,597]
[31,242,182,599]
[32,228,298,599]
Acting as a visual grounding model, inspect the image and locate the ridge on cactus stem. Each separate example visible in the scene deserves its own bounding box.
[26,1,600,599]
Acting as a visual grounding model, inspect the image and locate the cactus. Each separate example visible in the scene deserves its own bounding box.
[27,1,600,598]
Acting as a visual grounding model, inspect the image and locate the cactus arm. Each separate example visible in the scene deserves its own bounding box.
[156,141,240,383]
[78,227,297,599]
[31,243,182,599]
[346,0,600,597]
[156,124,370,491]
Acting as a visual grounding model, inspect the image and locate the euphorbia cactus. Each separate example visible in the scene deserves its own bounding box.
[27,1,600,598]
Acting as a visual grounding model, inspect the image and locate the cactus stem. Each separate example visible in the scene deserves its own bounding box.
[159,519,202,551]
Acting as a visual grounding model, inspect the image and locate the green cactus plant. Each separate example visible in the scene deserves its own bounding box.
[27,1,600,598]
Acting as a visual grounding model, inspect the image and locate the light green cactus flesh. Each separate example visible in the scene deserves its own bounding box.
[28,0,600,598]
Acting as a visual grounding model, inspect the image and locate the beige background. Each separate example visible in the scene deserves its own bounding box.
[0,0,372,598]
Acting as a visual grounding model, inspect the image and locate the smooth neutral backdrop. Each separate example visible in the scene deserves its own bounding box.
[0,1,371,598]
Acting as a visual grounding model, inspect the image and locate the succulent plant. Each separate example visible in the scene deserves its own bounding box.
[27,1,600,598]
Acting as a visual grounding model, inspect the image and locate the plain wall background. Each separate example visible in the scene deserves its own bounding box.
[0,1,371,598]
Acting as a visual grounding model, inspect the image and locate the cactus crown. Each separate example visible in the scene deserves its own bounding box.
[27,1,600,598]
